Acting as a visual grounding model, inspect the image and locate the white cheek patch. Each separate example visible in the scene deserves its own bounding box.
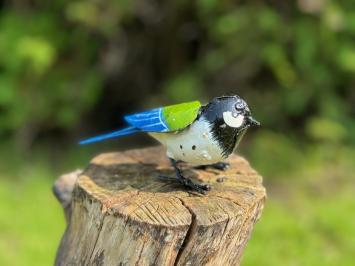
[222,111,244,128]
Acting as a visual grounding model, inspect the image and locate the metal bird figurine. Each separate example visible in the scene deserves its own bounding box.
[79,95,260,193]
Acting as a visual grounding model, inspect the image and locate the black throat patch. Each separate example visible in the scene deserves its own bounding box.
[201,96,250,158]
[209,118,246,158]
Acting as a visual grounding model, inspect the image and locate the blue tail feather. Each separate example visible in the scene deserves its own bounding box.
[79,126,139,145]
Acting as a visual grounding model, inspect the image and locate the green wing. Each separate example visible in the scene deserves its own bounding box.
[162,101,201,131]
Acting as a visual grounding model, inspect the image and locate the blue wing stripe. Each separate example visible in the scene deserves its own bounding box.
[124,107,169,132]
[140,122,165,128]
[128,109,160,117]
[140,124,167,131]
[125,117,160,126]
[158,108,168,131]
[126,116,160,122]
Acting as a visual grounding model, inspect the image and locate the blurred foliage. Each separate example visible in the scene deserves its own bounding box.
[0,0,354,147]
[0,0,355,265]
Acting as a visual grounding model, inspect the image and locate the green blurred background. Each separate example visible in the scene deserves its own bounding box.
[0,0,354,265]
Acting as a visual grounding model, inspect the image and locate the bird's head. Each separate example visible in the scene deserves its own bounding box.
[202,95,260,130]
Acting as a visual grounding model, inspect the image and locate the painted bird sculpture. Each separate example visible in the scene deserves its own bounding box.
[80,95,260,193]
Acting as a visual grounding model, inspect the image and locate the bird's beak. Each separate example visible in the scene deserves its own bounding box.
[247,116,260,127]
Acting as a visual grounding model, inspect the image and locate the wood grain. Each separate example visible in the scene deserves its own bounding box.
[54,146,266,266]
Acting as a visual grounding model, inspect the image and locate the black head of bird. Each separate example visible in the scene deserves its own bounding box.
[200,95,260,158]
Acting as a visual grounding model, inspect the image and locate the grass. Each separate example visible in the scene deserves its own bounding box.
[242,141,355,265]
[243,188,355,266]
[0,141,354,265]
[0,165,65,266]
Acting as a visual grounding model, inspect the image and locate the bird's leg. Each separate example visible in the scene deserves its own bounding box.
[159,158,211,194]
[195,162,230,171]
[172,159,211,194]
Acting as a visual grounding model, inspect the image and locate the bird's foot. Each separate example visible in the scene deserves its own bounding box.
[163,158,211,194]
[178,176,211,194]
[195,162,230,171]
[158,174,211,194]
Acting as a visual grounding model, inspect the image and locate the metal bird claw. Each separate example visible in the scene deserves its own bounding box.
[158,158,211,194]
[158,174,211,194]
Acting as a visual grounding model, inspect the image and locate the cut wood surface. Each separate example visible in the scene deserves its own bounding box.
[54,146,266,266]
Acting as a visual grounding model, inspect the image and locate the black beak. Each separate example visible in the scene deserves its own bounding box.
[247,116,260,127]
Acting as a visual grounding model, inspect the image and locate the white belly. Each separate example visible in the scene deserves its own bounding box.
[150,118,224,165]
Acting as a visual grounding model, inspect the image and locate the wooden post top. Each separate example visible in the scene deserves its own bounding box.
[55,146,266,266]
[79,146,265,223]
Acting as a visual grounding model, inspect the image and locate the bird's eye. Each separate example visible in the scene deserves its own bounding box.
[222,111,244,128]
[235,102,245,110]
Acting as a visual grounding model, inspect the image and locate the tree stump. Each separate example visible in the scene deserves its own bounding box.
[54,146,266,266]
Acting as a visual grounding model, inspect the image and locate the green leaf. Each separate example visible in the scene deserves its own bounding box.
[16,37,56,75]
[337,48,355,72]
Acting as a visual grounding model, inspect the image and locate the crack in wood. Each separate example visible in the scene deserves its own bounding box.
[88,210,106,264]
[135,241,146,265]
[173,197,196,266]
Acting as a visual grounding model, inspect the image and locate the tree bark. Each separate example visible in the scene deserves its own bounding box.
[53,146,266,266]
